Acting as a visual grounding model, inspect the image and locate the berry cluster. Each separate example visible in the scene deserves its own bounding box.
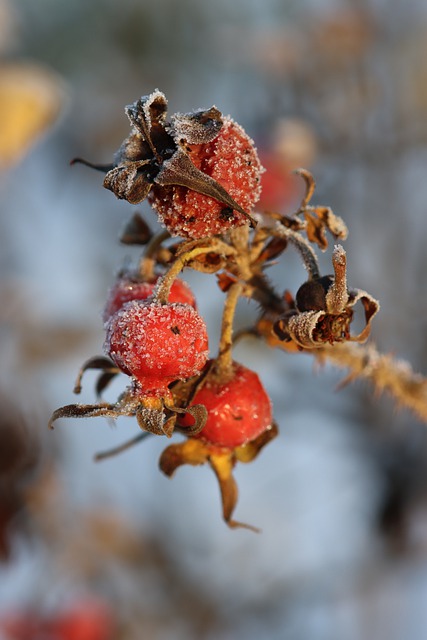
[51,90,379,529]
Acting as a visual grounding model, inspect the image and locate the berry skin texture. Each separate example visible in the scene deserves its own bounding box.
[105,300,209,397]
[103,274,196,323]
[148,117,263,239]
[182,361,273,448]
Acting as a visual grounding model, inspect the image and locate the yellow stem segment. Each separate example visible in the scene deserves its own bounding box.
[216,281,243,379]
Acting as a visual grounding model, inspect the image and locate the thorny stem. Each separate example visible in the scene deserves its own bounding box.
[138,230,170,281]
[274,223,320,280]
[316,343,427,424]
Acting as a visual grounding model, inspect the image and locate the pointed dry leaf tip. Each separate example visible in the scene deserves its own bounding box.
[155,149,254,223]
[142,89,168,127]
[126,89,168,133]
[169,106,223,144]
[293,167,316,207]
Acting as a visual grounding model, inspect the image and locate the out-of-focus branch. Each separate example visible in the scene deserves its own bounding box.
[316,343,427,423]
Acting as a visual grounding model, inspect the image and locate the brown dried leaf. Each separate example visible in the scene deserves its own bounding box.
[347,288,380,343]
[119,212,153,245]
[216,272,238,293]
[304,210,329,250]
[209,452,259,531]
[159,439,209,476]
[235,422,279,463]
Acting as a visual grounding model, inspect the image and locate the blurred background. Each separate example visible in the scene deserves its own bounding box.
[1,0,427,638]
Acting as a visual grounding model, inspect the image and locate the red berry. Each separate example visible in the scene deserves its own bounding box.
[148,117,263,239]
[257,151,297,212]
[50,601,114,640]
[103,274,196,323]
[181,361,272,448]
[105,300,209,397]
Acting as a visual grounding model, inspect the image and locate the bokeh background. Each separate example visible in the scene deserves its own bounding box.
[1,0,427,638]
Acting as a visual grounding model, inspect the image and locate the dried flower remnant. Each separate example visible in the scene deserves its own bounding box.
[73,90,263,238]
[273,245,379,349]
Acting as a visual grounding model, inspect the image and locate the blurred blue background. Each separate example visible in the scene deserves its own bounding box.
[1,0,427,638]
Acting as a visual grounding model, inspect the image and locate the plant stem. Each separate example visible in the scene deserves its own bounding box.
[215,281,243,379]
[138,230,170,281]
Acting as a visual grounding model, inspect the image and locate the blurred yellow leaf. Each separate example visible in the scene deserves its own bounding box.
[0,62,66,169]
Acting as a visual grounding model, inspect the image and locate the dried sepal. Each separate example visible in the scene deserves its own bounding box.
[304,207,348,250]
[291,169,348,250]
[347,288,380,342]
[255,236,289,265]
[216,272,238,293]
[314,206,348,241]
[155,149,255,226]
[234,422,279,463]
[169,107,223,144]
[257,314,303,353]
[127,90,168,136]
[273,245,379,348]
[103,161,152,205]
[159,438,208,476]
[166,403,208,436]
[135,404,168,436]
[73,356,120,395]
[294,167,316,209]
[119,212,153,245]
[159,438,259,531]
[209,451,259,532]
[49,402,121,430]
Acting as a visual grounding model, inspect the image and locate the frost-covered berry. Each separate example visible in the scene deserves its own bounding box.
[181,361,272,448]
[104,300,209,397]
[148,117,263,239]
[103,274,196,323]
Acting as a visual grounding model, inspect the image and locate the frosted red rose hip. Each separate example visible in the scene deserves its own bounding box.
[103,275,196,323]
[105,300,209,396]
[148,117,263,239]
[182,361,272,448]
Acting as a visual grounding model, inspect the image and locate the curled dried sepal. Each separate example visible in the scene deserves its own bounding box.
[155,149,255,226]
[159,423,277,530]
[50,373,206,439]
[234,422,279,463]
[292,169,348,250]
[273,245,379,348]
[73,356,120,395]
[169,107,223,145]
[165,403,208,436]
[119,212,153,245]
[304,207,348,251]
[49,402,123,430]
